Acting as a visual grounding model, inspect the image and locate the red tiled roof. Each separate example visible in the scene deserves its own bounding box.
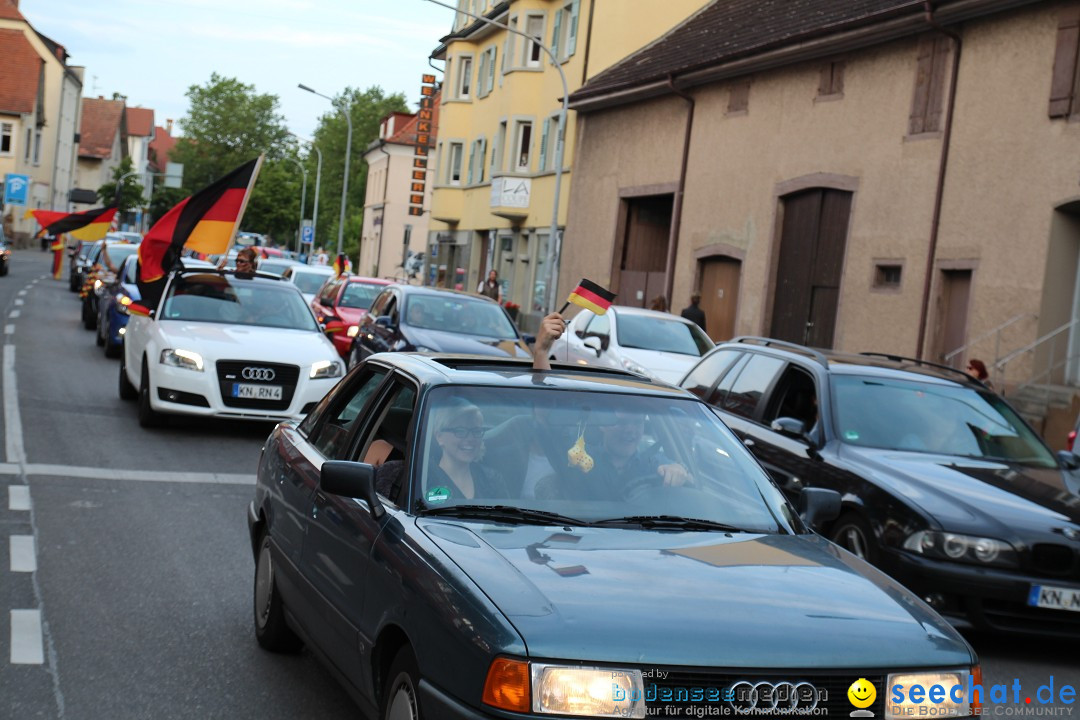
[0,0,25,21]
[387,91,440,147]
[148,124,176,172]
[79,97,125,159]
[0,29,40,115]
[126,107,153,137]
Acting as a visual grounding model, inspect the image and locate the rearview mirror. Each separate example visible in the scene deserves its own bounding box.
[583,336,603,356]
[1057,450,1080,471]
[320,461,384,519]
[375,315,395,329]
[798,487,841,528]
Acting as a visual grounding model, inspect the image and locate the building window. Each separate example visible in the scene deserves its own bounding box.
[24,127,31,160]
[728,79,750,114]
[493,120,507,174]
[909,33,953,134]
[818,60,845,97]
[513,120,533,173]
[1050,6,1080,118]
[456,55,473,99]
[872,262,903,292]
[524,14,545,67]
[32,129,41,165]
[0,123,11,155]
[448,142,464,185]
[552,0,580,62]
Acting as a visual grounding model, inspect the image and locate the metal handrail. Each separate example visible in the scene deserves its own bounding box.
[994,318,1079,368]
[942,312,1036,364]
[1016,351,1080,394]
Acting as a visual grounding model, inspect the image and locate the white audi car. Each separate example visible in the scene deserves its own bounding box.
[120,269,345,427]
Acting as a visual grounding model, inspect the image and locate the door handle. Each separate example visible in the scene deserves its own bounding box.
[743,438,755,448]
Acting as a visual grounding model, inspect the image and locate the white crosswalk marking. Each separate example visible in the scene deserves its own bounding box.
[10,535,36,572]
[8,485,30,511]
[10,609,44,664]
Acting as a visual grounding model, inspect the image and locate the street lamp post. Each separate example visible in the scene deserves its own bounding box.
[298,84,351,259]
[283,157,308,255]
[421,0,568,313]
[292,135,323,261]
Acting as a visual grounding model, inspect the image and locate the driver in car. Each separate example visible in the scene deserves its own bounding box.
[592,411,690,490]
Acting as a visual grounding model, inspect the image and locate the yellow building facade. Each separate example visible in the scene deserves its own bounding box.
[428,0,709,328]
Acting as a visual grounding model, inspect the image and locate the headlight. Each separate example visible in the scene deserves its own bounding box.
[620,357,653,378]
[886,669,978,720]
[117,294,133,315]
[160,349,204,372]
[93,279,103,291]
[310,360,343,379]
[346,325,360,338]
[532,664,645,718]
[903,530,1018,568]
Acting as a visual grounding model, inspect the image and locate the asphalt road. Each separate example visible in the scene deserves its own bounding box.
[0,248,1074,719]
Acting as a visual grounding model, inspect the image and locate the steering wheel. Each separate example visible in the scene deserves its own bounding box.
[622,469,663,503]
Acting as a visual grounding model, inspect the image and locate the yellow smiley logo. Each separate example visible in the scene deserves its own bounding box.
[848,678,877,709]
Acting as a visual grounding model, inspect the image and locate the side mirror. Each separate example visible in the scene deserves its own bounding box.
[1057,450,1080,471]
[319,297,333,308]
[375,315,395,329]
[320,461,384,519]
[771,417,807,439]
[798,487,841,528]
[582,336,603,356]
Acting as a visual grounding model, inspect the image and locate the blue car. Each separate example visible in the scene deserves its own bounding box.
[95,254,141,358]
[249,353,979,720]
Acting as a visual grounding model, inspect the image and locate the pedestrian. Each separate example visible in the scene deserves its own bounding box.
[966,358,994,391]
[649,296,668,312]
[478,269,502,303]
[680,292,707,334]
[315,247,329,266]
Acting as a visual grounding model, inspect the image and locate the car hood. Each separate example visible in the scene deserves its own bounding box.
[406,326,531,357]
[838,445,1080,536]
[158,321,338,364]
[618,347,702,384]
[418,521,972,668]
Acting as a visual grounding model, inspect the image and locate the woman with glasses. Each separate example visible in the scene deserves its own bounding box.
[234,247,259,274]
[428,397,508,502]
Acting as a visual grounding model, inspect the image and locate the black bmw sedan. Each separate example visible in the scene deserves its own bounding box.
[249,352,979,720]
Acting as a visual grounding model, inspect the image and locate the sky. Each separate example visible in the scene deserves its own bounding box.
[22,0,452,139]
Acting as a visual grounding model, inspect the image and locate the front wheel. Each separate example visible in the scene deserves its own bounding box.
[137,361,162,428]
[118,357,137,400]
[829,512,879,564]
[82,299,97,330]
[254,531,302,652]
[381,647,423,720]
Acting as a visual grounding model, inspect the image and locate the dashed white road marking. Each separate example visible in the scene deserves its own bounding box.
[3,346,24,465]
[14,298,23,306]
[9,310,20,319]
[4,324,14,335]
[8,484,30,511]
[10,535,36,572]
[10,609,44,664]
[0,463,254,484]
[17,290,26,297]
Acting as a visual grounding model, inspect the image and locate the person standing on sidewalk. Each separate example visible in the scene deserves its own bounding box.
[680,292,707,334]
[478,269,502,303]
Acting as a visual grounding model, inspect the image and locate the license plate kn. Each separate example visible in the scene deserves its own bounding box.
[1028,584,1080,612]
[232,383,283,400]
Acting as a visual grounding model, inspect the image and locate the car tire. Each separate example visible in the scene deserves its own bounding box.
[829,512,879,564]
[119,357,137,400]
[137,361,162,428]
[82,299,96,330]
[253,531,302,653]
[0,261,7,277]
[348,344,362,371]
[95,319,105,346]
[381,647,423,720]
[104,335,122,359]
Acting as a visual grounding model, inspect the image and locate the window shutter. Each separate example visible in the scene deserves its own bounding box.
[728,79,749,113]
[567,0,580,57]
[488,47,497,92]
[540,118,550,170]
[479,138,487,182]
[818,64,832,96]
[467,142,476,185]
[909,34,935,135]
[1050,7,1080,118]
[924,37,952,132]
[551,8,563,63]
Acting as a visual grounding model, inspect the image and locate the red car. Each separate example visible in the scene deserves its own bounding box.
[311,275,393,357]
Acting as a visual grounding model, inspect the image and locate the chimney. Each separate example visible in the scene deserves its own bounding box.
[166,118,173,134]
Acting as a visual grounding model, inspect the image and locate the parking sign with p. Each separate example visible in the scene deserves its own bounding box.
[3,173,30,205]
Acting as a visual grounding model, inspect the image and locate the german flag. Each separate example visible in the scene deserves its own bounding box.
[566,279,616,315]
[27,206,117,240]
[138,156,263,283]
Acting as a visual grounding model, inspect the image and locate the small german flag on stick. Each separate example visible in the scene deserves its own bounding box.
[561,279,616,316]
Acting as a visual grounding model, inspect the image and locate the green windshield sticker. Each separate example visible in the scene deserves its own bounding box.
[426,486,451,504]
[844,430,860,441]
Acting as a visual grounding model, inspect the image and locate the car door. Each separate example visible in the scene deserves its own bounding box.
[366,290,400,355]
[300,374,418,686]
[709,352,785,452]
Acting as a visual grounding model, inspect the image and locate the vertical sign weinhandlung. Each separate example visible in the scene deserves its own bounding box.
[408,75,437,218]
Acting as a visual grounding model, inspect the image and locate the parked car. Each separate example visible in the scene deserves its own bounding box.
[119,268,343,427]
[347,285,532,368]
[550,305,714,384]
[0,225,10,276]
[678,335,1080,637]
[310,275,392,357]
[249,351,979,720]
[81,241,141,330]
[281,264,335,304]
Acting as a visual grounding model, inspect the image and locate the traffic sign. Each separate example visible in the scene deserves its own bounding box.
[3,173,30,205]
[301,225,314,244]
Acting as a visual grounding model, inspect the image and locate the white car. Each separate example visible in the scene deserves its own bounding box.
[119,268,345,427]
[281,264,335,304]
[549,305,714,384]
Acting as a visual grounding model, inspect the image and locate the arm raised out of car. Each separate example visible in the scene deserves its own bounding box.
[533,312,566,371]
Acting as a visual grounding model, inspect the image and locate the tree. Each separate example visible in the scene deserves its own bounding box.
[307,86,409,260]
[97,156,144,215]
[170,73,296,240]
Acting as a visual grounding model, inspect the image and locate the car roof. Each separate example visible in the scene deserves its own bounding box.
[292,265,335,274]
[607,305,697,322]
[344,275,392,285]
[368,353,697,397]
[392,284,499,303]
[713,337,983,388]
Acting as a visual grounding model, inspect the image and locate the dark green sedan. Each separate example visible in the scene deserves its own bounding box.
[248,354,979,720]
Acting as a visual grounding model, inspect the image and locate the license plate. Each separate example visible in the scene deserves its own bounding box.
[232,383,282,400]
[1028,584,1080,612]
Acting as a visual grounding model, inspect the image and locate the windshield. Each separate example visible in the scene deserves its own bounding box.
[617,314,714,356]
[340,282,384,309]
[412,386,795,531]
[404,296,518,339]
[292,270,330,294]
[105,244,139,268]
[160,274,319,331]
[832,375,1057,466]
